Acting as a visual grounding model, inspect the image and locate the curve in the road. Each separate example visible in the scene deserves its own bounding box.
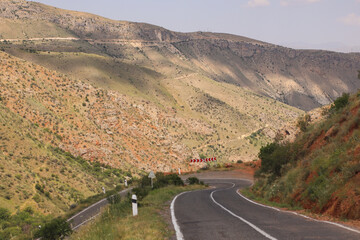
[171,178,360,240]
[210,182,277,240]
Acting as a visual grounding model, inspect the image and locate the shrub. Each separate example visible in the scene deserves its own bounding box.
[35,183,44,193]
[258,143,292,178]
[33,194,41,203]
[138,174,151,188]
[297,114,311,132]
[35,217,72,240]
[132,187,150,201]
[153,173,184,189]
[332,93,349,111]
[199,153,207,159]
[23,206,34,215]
[0,208,10,220]
[237,160,243,164]
[107,193,122,204]
[186,177,200,185]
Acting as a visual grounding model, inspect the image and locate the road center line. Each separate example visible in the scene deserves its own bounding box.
[210,182,277,240]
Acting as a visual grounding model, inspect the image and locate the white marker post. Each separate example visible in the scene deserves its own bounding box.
[124,179,128,187]
[132,194,138,216]
[148,171,156,188]
[102,186,106,194]
[178,168,181,175]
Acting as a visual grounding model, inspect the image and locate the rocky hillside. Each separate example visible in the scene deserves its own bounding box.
[0,0,307,170]
[0,48,300,219]
[253,92,360,220]
[0,51,206,172]
[1,0,360,111]
[0,0,358,223]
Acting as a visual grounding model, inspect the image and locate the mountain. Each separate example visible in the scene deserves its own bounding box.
[0,0,358,223]
[253,92,360,220]
[1,0,360,111]
[0,0,307,170]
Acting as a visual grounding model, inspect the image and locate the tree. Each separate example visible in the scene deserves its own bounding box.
[35,217,72,240]
[258,143,291,178]
[332,93,349,111]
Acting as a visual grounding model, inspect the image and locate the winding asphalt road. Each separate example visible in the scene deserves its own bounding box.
[67,188,132,230]
[172,178,360,240]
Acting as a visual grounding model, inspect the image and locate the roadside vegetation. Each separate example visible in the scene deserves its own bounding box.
[248,90,360,220]
[70,175,206,240]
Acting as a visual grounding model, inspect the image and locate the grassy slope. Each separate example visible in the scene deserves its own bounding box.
[70,185,205,240]
[251,92,360,220]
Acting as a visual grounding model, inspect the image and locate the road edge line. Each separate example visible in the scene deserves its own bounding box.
[71,212,101,230]
[67,188,131,222]
[170,191,188,240]
[236,190,360,235]
[210,182,277,240]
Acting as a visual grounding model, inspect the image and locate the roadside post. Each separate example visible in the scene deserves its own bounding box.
[132,194,138,216]
[102,186,106,194]
[124,179,128,187]
[148,171,156,188]
[178,168,181,175]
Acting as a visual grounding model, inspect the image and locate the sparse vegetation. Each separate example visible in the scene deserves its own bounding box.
[1,1,359,237]
[250,91,360,220]
[297,114,311,132]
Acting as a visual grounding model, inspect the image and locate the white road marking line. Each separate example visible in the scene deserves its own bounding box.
[72,212,101,230]
[170,187,215,240]
[237,190,360,235]
[67,199,106,222]
[210,182,277,240]
[171,192,187,240]
[67,188,131,221]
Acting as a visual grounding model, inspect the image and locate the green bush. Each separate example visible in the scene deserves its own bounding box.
[332,93,349,111]
[0,208,10,220]
[258,143,293,178]
[34,217,72,240]
[35,183,44,193]
[132,186,151,201]
[153,173,184,189]
[107,193,122,204]
[186,177,200,185]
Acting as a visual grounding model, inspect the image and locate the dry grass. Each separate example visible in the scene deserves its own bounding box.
[70,185,205,240]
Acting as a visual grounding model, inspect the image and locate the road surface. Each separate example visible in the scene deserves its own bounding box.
[67,188,132,230]
[172,178,360,240]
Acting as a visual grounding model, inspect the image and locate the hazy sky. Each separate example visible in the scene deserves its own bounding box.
[30,0,360,52]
